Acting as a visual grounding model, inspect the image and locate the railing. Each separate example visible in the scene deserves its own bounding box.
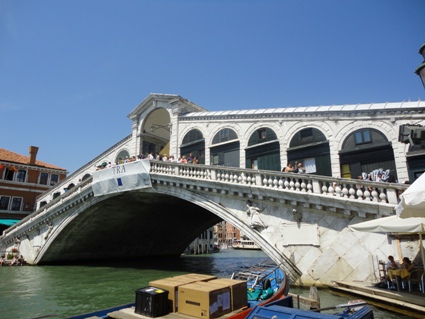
[150,161,407,205]
[2,176,94,238]
[2,161,408,240]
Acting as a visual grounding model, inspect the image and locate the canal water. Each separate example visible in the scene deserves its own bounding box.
[0,249,410,319]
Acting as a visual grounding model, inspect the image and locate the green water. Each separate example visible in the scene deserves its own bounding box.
[0,250,410,319]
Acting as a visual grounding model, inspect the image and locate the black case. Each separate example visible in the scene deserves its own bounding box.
[135,286,169,317]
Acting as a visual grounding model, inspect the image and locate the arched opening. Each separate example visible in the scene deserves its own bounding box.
[339,128,397,181]
[180,129,205,164]
[246,128,280,171]
[288,128,331,176]
[82,174,91,181]
[140,108,171,157]
[210,128,240,167]
[115,150,130,163]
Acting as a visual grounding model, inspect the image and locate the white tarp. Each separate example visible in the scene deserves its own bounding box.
[349,215,425,234]
[92,160,152,197]
[395,172,425,218]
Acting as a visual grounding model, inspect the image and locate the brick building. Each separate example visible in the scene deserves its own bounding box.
[0,146,67,231]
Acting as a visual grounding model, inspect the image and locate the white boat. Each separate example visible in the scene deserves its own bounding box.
[232,239,261,250]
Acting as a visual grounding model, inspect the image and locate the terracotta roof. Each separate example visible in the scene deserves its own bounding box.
[0,148,66,171]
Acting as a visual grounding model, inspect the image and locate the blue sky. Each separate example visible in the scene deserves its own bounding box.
[1,0,424,174]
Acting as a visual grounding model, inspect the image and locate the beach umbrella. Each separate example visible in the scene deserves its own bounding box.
[396,173,425,218]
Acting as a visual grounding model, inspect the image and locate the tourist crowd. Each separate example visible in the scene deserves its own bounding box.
[96,152,200,170]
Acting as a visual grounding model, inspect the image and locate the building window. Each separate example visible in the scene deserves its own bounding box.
[300,128,313,138]
[39,173,48,185]
[4,168,15,181]
[16,170,27,183]
[355,129,372,145]
[0,196,10,210]
[11,197,22,211]
[257,129,266,140]
[50,174,59,186]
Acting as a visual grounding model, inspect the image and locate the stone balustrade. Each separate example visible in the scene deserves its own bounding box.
[150,161,407,205]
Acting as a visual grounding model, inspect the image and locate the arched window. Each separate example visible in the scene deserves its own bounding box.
[116,150,130,163]
[288,128,331,176]
[211,129,240,167]
[246,128,280,171]
[340,128,396,181]
[181,129,205,164]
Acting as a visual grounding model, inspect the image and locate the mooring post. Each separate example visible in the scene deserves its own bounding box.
[309,286,320,310]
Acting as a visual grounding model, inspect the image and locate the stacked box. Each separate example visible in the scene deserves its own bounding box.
[135,286,169,317]
[208,278,248,311]
[172,273,217,282]
[149,277,200,312]
[178,281,231,319]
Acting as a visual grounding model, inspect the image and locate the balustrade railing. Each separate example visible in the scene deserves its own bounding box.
[150,161,407,205]
[2,161,407,240]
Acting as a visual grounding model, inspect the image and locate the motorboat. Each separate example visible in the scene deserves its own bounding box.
[66,261,288,319]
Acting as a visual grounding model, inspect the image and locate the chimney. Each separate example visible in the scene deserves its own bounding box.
[29,146,39,165]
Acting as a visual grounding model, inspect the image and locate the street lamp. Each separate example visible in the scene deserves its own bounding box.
[415,43,425,90]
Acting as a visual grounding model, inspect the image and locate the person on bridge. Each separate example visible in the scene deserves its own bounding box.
[283,163,296,173]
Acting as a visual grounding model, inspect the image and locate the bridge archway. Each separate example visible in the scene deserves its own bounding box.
[116,149,131,163]
[339,128,397,181]
[246,127,280,171]
[180,129,205,164]
[141,108,171,156]
[287,127,331,176]
[210,128,240,167]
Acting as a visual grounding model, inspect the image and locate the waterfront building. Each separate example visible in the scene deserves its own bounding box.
[185,226,217,254]
[0,146,67,231]
[214,220,241,246]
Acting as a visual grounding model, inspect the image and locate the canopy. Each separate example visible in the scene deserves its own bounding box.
[350,215,425,272]
[396,173,425,218]
[0,219,20,227]
[349,215,425,234]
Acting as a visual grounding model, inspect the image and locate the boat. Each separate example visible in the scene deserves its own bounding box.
[232,239,261,250]
[243,295,374,319]
[66,261,288,319]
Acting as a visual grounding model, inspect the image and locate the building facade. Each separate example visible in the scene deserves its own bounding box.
[214,221,241,246]
[128,95,425,185]
[0,146,67,231]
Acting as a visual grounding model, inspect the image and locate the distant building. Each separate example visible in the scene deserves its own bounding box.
[185,226,217,254]
[0,146,67,231]
[214,221,240,246]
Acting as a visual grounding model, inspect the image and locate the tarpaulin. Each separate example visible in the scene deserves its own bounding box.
[92,160,152,197]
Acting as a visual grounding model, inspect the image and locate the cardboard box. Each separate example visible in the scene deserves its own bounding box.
[149,277,200,312]
[208,278,247,311]
[135,286,169,317]
[172,273,217,282]
[178,281,231,319]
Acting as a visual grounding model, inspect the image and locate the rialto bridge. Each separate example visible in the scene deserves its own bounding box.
[1,93,424,286]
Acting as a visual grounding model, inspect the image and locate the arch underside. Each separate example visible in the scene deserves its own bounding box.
[39,192,222,264]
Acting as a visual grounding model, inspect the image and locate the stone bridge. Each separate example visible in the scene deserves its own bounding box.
[0,160,407,286]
